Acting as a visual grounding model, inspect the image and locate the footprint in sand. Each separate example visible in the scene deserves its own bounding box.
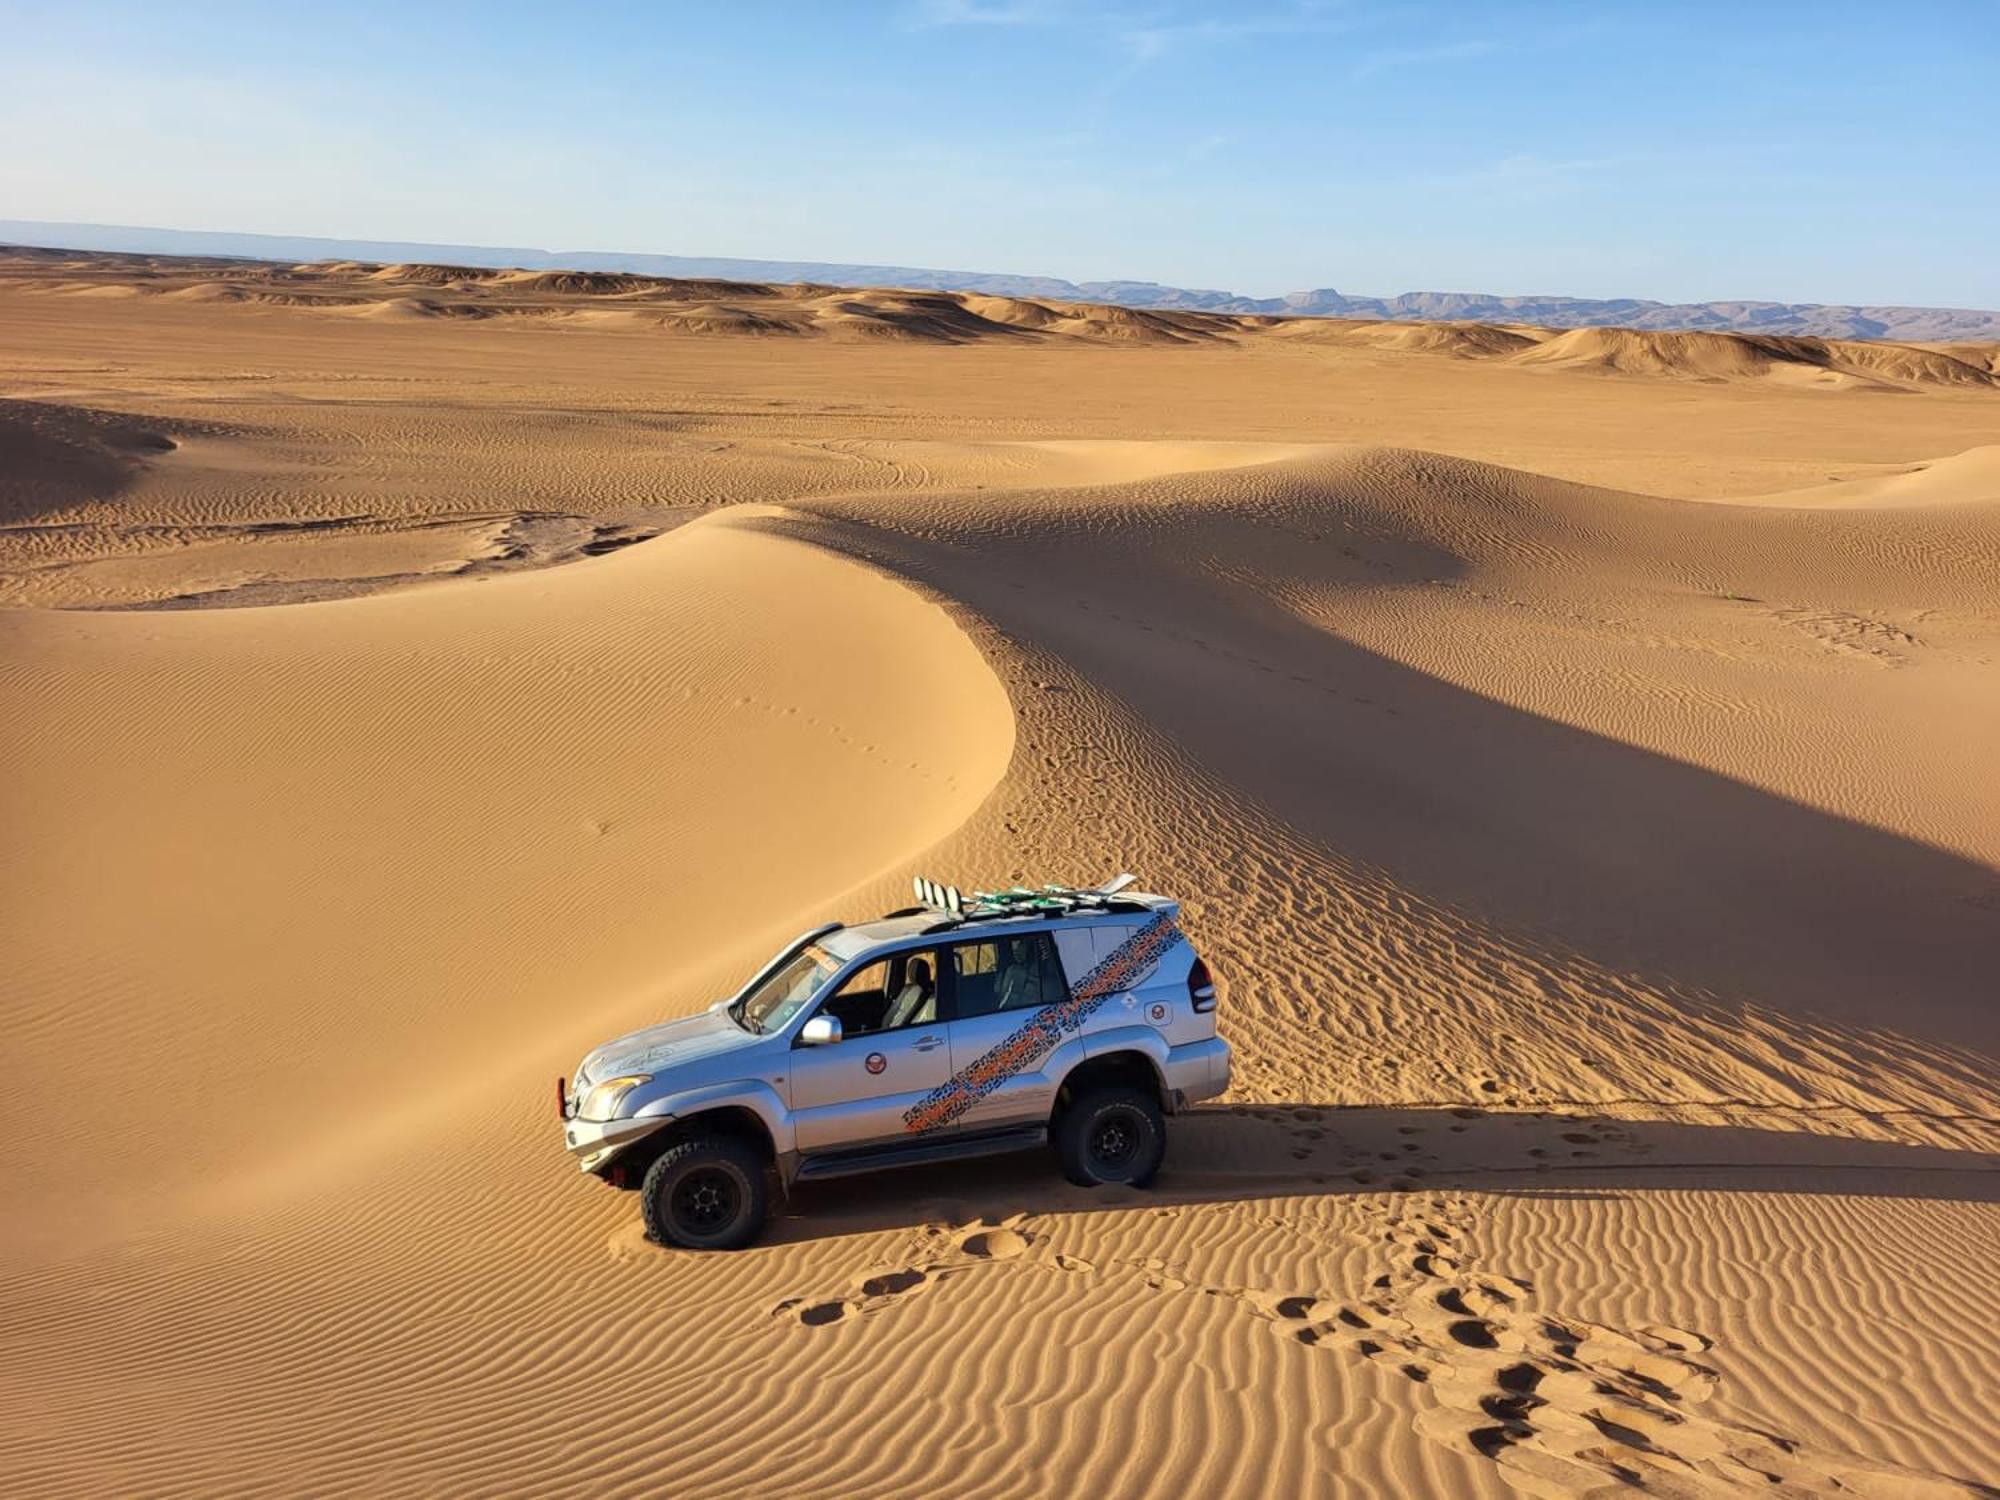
[1137,1256,1189,1292]
[1636,1322,1711,1353]
[1248,1197,1981,1499]
[777,1266,928,1326]
[957,1226,1029,1260]
[773,1297,858,1327]
[778,1218,1038,1329]
[859,1268,927,1297]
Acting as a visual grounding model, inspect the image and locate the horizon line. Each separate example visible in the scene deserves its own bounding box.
[5,216,1994,321]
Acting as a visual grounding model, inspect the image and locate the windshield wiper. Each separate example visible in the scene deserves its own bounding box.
[731,1000,762,1035]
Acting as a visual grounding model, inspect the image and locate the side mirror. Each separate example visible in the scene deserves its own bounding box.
[799,1015,842,1047]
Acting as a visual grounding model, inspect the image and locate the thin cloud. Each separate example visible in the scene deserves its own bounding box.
[1116,5,1359,66]
[1350,37,1499,79]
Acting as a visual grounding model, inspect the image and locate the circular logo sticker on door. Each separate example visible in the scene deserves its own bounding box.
[865,1052,887,1075]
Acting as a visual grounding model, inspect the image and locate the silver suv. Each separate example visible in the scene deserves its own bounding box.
[559,876,1230,1249]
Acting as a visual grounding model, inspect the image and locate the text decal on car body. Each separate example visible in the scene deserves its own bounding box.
[903,912,1181,1134]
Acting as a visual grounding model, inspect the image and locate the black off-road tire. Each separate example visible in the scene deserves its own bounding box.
[640,1134,769,1250]
[1055,1086,1167,1188]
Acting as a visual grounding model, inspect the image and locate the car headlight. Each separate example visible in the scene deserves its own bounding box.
[578,1074,652,1122]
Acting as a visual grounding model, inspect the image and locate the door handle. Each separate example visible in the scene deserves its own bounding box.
[914,1036,944,1052]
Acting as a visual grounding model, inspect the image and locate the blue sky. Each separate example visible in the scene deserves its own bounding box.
[4,1,1996,306]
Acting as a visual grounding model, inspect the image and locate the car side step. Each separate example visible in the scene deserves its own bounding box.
[795,1125,1047,1182]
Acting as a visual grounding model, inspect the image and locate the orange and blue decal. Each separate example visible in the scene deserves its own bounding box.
[903,913,1180,1133]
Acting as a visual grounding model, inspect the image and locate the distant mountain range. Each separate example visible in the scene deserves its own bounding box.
[6,218,1996,343]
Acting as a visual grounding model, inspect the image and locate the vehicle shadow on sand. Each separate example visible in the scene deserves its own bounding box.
[759,1100,2000,1249]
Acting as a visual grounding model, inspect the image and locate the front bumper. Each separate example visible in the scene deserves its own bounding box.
[562,1112,674,1175]
[1163,1037,1231,1110]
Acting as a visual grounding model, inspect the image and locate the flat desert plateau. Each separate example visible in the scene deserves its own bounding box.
[2,253,1997,1498]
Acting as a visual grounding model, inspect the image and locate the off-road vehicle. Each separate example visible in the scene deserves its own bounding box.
[559,875,1229,1248]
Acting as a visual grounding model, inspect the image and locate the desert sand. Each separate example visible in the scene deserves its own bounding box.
[1,253,1996,1498]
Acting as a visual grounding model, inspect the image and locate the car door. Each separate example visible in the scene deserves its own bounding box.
[790,951,952,1152]
[938,931,1072,1134]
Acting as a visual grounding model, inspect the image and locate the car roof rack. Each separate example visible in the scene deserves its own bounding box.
[902,873,1149,927]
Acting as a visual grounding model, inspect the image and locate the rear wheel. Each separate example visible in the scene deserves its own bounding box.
[1055,1086,1166,1188]
[641,1135,768,1250]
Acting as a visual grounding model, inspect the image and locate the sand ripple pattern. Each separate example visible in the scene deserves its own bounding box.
[3,288,1998,1497]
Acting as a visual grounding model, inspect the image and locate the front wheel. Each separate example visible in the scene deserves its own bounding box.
[641,1135,769,1250]
[1055,1086,1166,1188]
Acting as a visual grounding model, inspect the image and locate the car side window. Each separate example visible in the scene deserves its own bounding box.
[949,933,1069,1020]
[818,951,941,1038]
[815,959,891,1039]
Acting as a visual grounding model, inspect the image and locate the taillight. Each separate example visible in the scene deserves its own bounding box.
[1188,957,1218,1012]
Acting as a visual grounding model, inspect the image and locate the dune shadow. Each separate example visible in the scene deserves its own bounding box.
[0,396,187,527]
[748,500,2000,1057]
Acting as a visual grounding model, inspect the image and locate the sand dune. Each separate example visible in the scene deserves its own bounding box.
[1505,325,2000,390]
[8,249,1997,390]
[363,261,507,285]
[0,394,189,525]
[1268,317,1542,358]
[1737,444,2000,509]
[652,301,806,337]
[1,278,1996,1497]
[493,268,668,296]
[0,509,1013,1226]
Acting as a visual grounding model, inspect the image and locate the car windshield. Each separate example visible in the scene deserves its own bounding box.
[735,944,844,1033]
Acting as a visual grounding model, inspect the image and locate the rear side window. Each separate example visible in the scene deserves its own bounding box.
[1054,921,1158,991]
[948,933,1069,1019]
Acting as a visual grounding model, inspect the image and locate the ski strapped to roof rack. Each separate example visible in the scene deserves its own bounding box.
[909,872,1141,921]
